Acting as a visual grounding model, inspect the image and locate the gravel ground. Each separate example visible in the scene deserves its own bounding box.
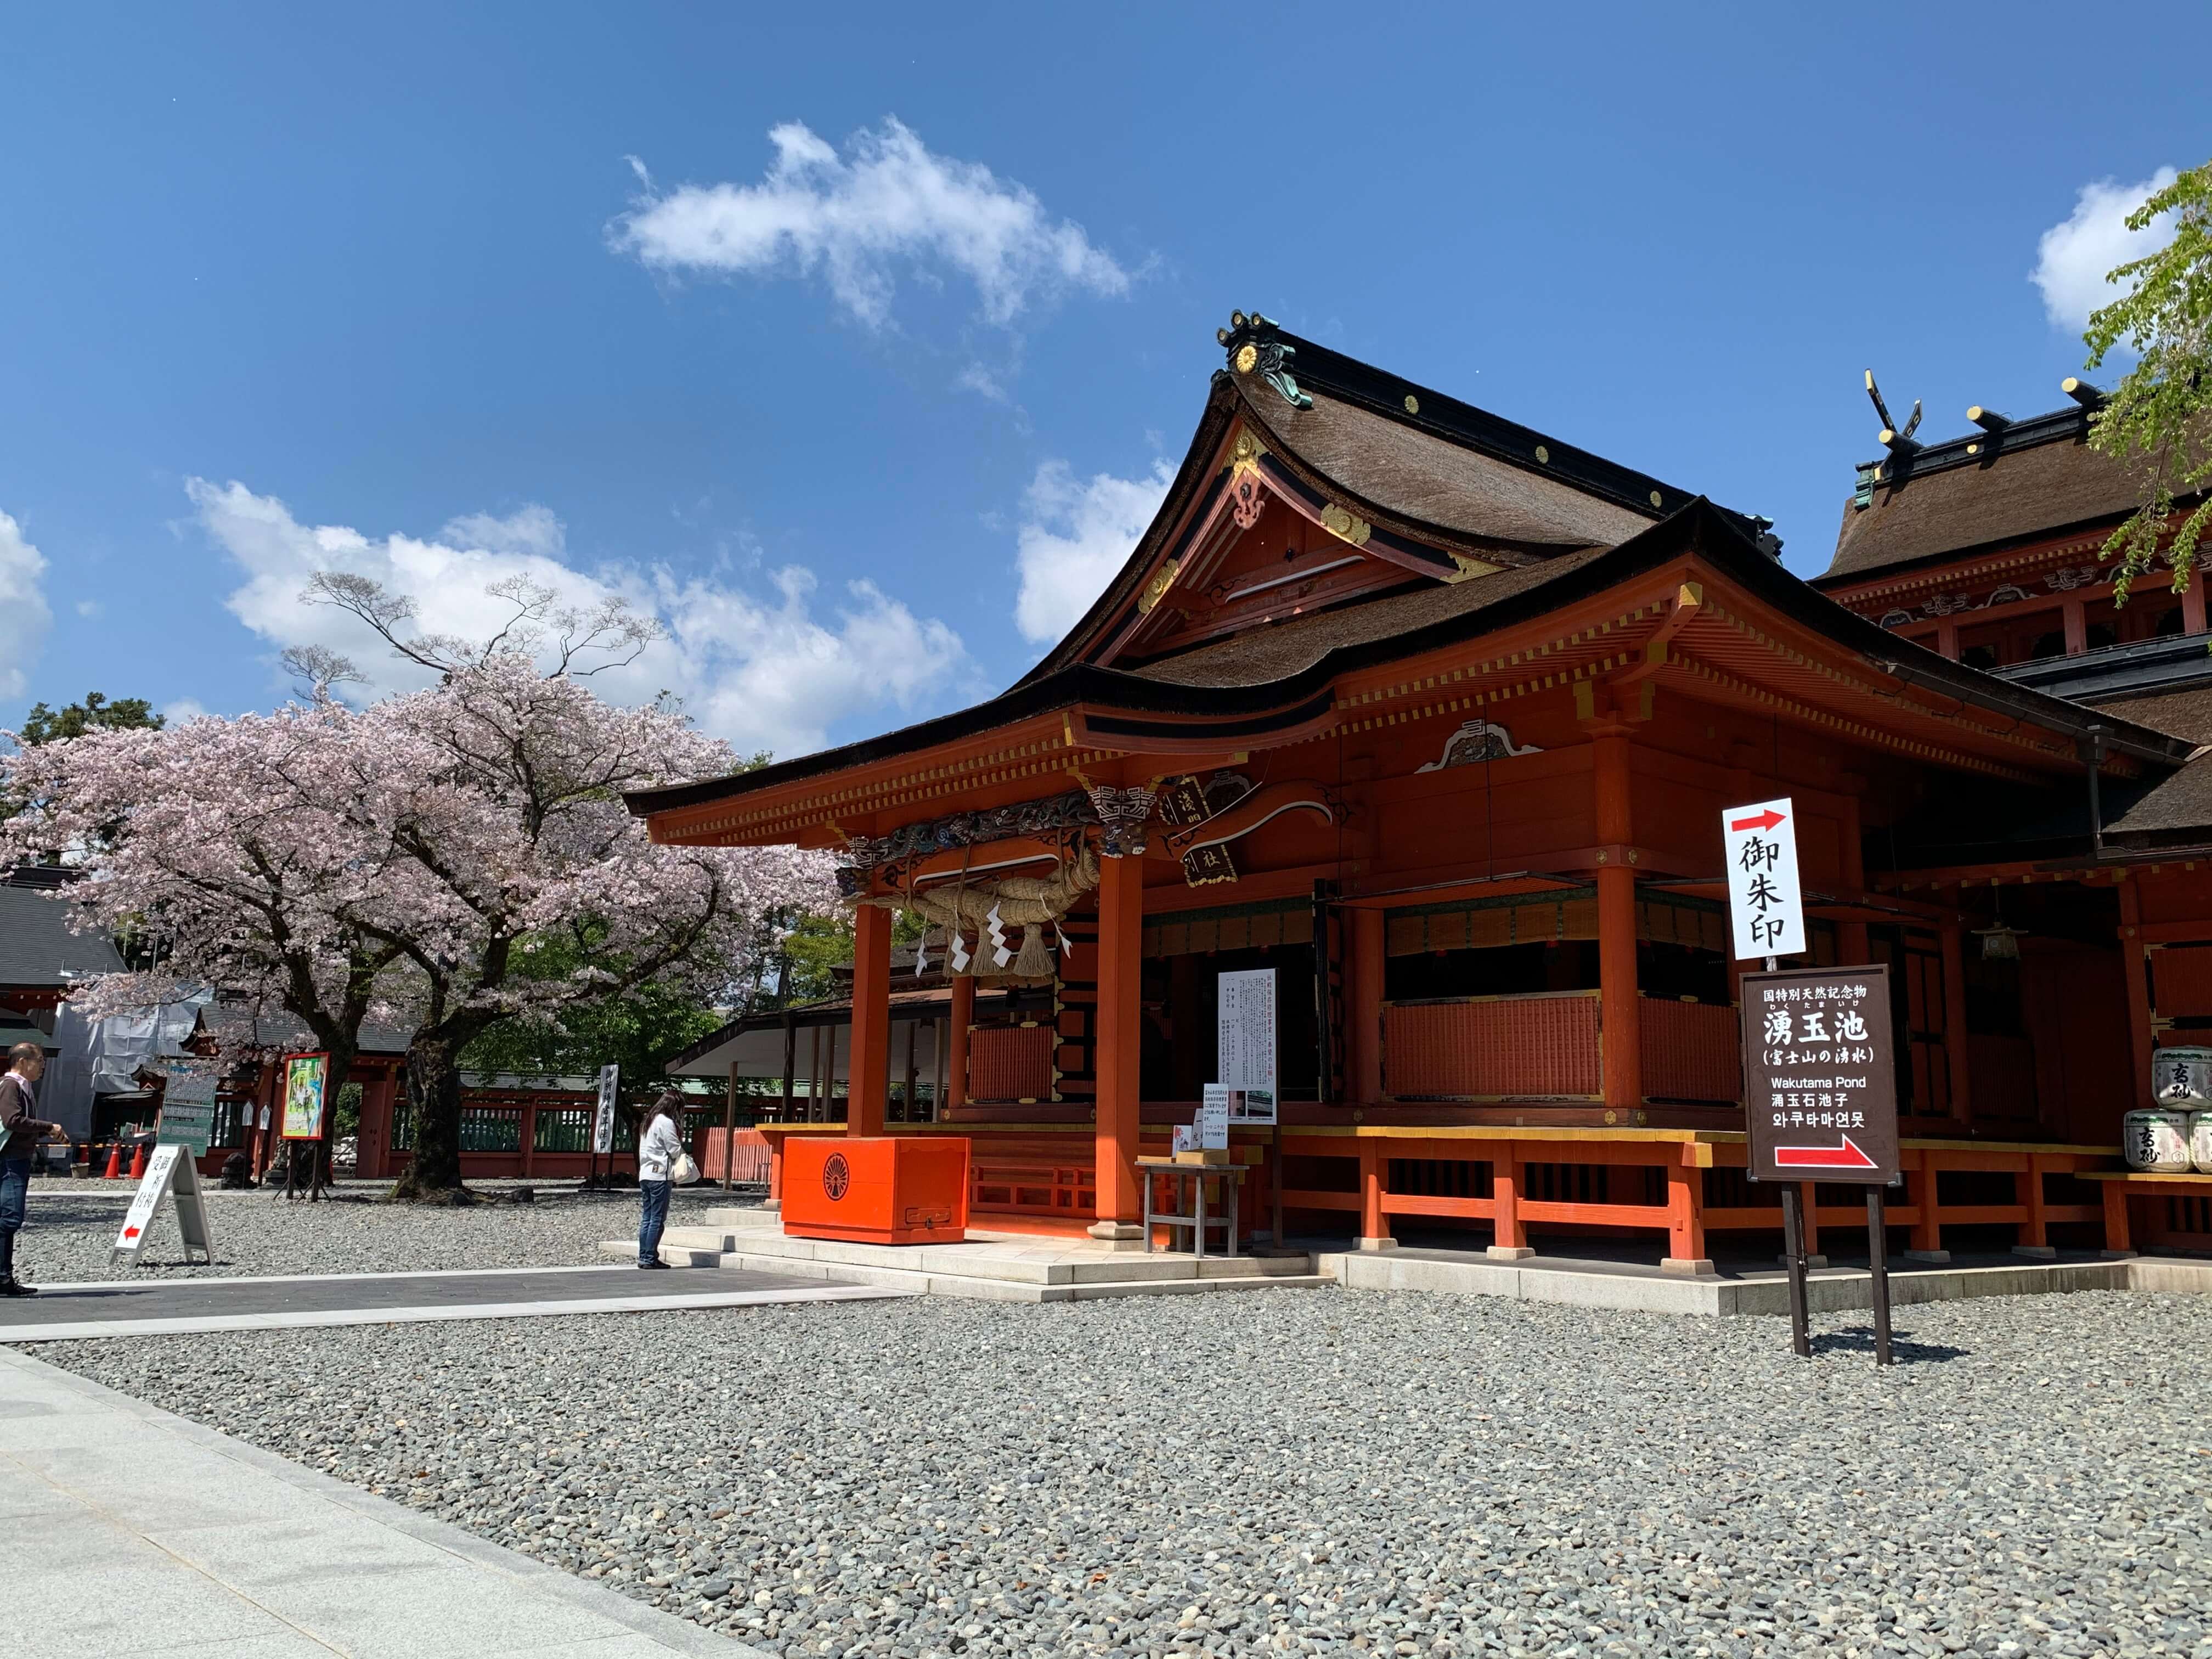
[40,1288,2212,1659]
[13,1176,745,1281]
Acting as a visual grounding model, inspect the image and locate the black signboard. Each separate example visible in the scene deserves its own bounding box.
[1739,963,1900,1186]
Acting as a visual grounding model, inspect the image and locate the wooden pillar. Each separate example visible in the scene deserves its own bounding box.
[1935,619,1960,660]
[1350,907,1386,1104]
[1488,1142,1529,1257]
[1664,1157,1708,1271]
[520,1099,537,1178]
[1593,733,1641,1111]
[723,1062,740,1190]
[2021,1154,2051,1251]
[1909,1148,1945,1257]
[2186,581,2208,637]
[1357,1136,1393,1249]
[848,905,891,1137]
[1091,850,1145,1236]
[778,1011,796,1123]
[2063,596,2088,656]
[947,978,974,1113]
[1939,917,1973,1124]
[1836,796,1870,966]
[2101,1179,2132,1254]
[356,1071,397,1180]
[2119,880,2155,1109]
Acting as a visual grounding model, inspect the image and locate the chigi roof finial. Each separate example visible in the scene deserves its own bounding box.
[1864,369,1922,453]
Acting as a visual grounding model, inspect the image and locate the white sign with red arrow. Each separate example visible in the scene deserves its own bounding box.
[110,1142,215,1268]
[1722,797,1804,961]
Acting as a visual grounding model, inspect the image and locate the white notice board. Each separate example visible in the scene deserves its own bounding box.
[593,1064,619,1155]
[1722,798,1805,961]
[1216,968,1277,1093]
[111,1144,215,1268]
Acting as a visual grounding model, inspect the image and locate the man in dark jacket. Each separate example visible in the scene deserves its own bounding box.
[0,1041,64,1296]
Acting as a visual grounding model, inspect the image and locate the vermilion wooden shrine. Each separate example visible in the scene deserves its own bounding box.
[630,319,2212,1267]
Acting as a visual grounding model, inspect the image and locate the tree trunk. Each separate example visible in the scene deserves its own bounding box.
[392,1031,467,1201]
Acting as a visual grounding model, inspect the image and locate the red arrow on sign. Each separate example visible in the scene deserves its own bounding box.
[123,1226,140,1239]
[1773,1134,1877,1170]
[1730,808,1787,832]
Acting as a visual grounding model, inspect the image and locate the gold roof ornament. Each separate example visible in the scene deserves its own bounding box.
[1137,557,1182,614]
[1319,503,1372,547]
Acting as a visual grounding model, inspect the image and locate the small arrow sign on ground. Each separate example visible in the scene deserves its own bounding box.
[1772,1133,1878,1170]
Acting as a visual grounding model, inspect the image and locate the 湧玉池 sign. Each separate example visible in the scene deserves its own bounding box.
[1739,964,1899,1184]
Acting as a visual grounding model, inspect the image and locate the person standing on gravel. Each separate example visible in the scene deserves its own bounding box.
[636,1092,684,1270]
[1,1042,64,1298]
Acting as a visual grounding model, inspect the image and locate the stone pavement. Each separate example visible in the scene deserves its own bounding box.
[0,1344,770,1657]
[0,1263,905,1342]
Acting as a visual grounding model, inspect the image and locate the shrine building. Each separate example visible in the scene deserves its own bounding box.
[630,317,2212,1267]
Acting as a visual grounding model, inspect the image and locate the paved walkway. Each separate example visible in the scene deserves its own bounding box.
[0,1263,904,1342]
[0,1345,769,1657]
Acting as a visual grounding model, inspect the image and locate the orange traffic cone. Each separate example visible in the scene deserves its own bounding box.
[127,1141,148,1180]
[101,1141,122,1179]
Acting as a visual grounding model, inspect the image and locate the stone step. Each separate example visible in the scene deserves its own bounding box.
[709,1248,1333,1304]
[699,1206,780,1231]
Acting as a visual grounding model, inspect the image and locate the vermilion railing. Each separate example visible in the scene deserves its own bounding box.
[1382,991,1602,1100]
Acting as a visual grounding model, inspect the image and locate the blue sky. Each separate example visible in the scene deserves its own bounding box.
[0,5,2202,758]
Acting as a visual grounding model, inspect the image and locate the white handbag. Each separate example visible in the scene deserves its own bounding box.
[669,1150,701,1187]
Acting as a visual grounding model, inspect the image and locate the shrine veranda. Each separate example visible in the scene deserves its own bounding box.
[620,319,2212,1269]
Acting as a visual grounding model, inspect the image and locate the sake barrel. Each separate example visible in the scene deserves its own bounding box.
[2191,1110,2212,1175]
[2151,1045,2212,1107]
[2124,1108,2192,1172]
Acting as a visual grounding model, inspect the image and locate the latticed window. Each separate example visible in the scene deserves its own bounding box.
[534,1105,593,1152]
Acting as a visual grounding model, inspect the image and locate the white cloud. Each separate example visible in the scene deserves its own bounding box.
[1012,459,1173,645]
[189,478,980,759]
[955,362,1008,402]
[0,510,53,702]
[160,698,210,725]
[76,599,102,618]
[612,118,1130,329]
[2032,167,2180,330]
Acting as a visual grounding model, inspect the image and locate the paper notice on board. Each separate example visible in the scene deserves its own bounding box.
[1199,1084,1231,1149]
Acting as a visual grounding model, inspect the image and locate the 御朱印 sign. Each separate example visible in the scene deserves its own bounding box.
[1739,963,1899,1184]
[1722,798,1804,961]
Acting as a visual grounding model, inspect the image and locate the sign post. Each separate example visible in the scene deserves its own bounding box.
[1739,963,1901,1365]
[279,1053,330,1202]
[1217,968,1286,1252]
[591,1064,618,1190]
[112,1143,215,1268]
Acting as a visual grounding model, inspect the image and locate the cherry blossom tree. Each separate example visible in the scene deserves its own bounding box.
[348,657,830,1198]
[4,658,833,1202]
[1,701,413,1197]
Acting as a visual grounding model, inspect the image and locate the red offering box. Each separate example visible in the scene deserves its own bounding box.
[782,1136,970,1245]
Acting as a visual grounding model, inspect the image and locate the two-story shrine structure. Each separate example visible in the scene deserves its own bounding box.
[628,318,2212,1267]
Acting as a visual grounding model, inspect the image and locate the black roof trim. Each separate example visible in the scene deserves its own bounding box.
[1850,401,2094,492]
[1221,316,1696,522]
[2000,633,2212,706]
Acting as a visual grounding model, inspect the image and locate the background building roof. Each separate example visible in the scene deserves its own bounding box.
[0,883,126,990]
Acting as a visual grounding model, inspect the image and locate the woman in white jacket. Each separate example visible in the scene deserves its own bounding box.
[636,1093,684,1269]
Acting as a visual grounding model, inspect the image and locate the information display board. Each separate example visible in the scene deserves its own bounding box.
[111,1143,215,1268]
[1739,964,1900,1184]
[280,1053,329,1141]
[156,1101,215,1157]
[1216,968,1277,1093]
